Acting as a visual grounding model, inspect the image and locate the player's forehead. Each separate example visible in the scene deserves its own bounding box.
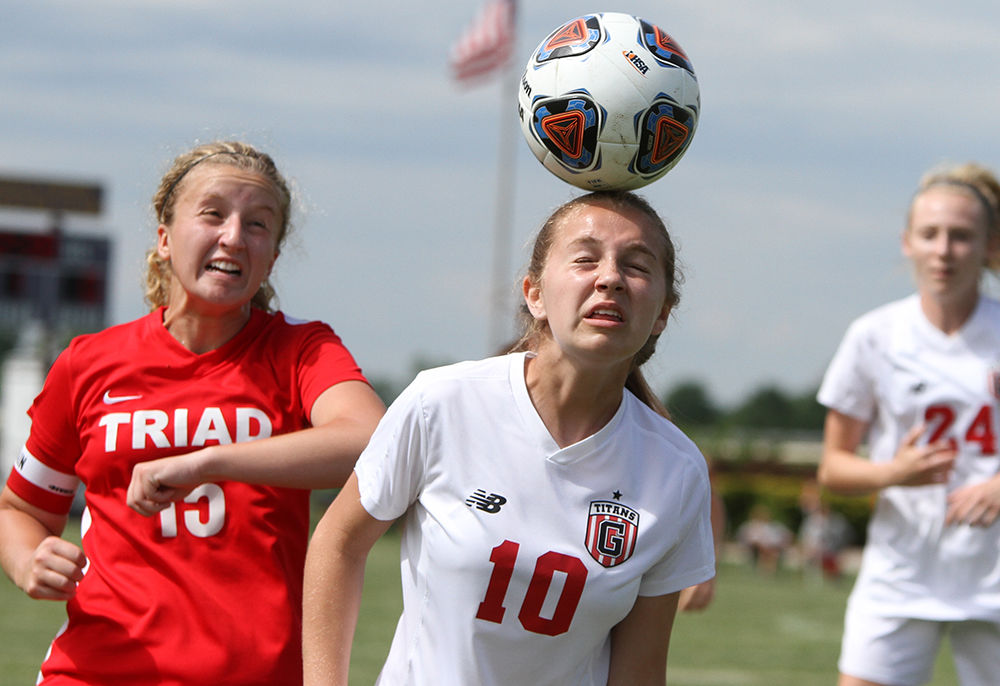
[552,203,667,258]
[910,186,989,230]
[177,164,278,201]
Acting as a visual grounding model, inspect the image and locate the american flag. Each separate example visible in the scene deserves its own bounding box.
[449,0,516,83]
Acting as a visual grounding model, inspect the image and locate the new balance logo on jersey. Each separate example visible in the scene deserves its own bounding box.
[466,489,507,513]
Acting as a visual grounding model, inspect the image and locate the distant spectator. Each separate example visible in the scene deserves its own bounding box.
[798,484,852,582]
[737,504,792,574]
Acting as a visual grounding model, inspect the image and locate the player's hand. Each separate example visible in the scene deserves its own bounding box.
[678,577,715,612]
[889,424,956,487]
[19,536,87,601]
[946,476,1000,527]
[127,453,203,516]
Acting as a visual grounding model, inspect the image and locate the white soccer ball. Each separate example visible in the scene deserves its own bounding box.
[518,12,700,191]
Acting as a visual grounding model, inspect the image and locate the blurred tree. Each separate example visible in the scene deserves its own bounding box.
[367,377,403,407]
[729,385,794,429]
[789,386,826,431]
[664,379,720,428]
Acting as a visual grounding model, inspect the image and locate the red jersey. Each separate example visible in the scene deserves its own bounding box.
[7,308,368,685]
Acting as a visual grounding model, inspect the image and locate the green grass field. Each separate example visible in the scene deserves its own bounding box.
[1,524,961,685]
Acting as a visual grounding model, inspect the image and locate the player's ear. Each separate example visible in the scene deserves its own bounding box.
[523,276,546,321]
[985,231,1000,268]
[900,228,913,260]
[651,300,671,336]
[157,224,171,260]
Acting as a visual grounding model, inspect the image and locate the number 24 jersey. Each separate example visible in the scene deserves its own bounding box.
[818,295,1000,620]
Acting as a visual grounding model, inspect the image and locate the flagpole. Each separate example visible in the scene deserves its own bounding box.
[448,0,519,350]
[488,66,518,351]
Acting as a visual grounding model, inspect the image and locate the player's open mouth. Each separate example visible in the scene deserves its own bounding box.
[587,308,623,322]
[206,260,241,275]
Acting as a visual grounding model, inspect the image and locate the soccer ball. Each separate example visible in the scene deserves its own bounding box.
[517,12,699,191]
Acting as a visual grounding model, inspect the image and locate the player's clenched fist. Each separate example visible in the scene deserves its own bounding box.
[127,454,203,516]
[19,536,87,601]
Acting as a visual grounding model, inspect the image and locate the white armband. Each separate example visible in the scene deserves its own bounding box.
[14,446,79,498]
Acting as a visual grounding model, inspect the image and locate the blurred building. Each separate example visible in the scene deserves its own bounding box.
[0,176,107,485]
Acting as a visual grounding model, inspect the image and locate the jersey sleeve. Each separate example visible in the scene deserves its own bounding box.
[6,347,82,514]
[292,321,369,418]
[637,460,715,597]
[817,316,877,422]
[353,377,428,522]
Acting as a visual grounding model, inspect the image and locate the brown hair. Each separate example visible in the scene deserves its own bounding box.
[144,140,293,312]
[910,161,1000,271]
[508,191,682,415]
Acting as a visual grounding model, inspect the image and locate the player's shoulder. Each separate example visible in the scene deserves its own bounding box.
[372,358,508,430]
[403,354,515,408]
[852,295,915,328]
[625,394,709,476]
[975,295,1000,321]
[267,310,332,332]
[410,355,511,390]
[258,310,343,345]
[839,295,916,345]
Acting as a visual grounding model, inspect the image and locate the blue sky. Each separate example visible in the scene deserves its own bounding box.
[3,1,999,405]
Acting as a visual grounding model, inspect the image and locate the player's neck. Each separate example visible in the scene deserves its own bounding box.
[161,302,252,354]
[524,348,626,448]
[918,289,978,335]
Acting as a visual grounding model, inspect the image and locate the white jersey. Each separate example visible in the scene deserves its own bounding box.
[818,294,1000,620]
[355,353,714,686]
